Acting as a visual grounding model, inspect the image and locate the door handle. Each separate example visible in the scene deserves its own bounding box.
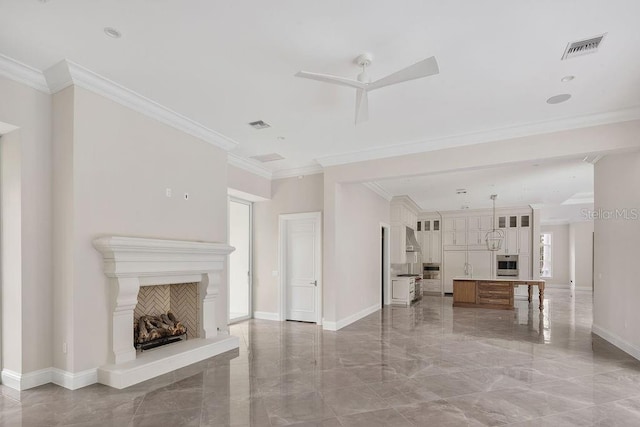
[311,280,317,286]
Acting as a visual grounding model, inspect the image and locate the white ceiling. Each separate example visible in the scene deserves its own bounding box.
[2,1,640,174]
[370,157,594,221]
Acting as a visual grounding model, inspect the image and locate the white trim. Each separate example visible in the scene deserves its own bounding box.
[272,164,324,180]
[592,324,640,361]
[1,368,53,391]
[253,311,281,321]
[278,212,323,325]
[574,286,592,292]
[1,369,24,390]
[228,153,273,179]
[228,197,253,324]
[227,188,270,202]
[42,59,238,151]
[363,183,393,202]
[0,53,50,93]
[52,368,98,390]
[316,106,640,167]
[322,304,380,331]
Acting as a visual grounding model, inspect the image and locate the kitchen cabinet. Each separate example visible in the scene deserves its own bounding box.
[422,279,441,293]
[468,215,493,231]
[443,217,467,250]
[444,249,493,293]
[444,251,467,293]
[420,228,442,263]
[467,250,492,278]
[391,277,416,306]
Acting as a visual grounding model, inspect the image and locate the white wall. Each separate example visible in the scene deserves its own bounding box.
[228,164,271,200]
[593,151,640,358]
[253,174,324,315]
[53,85,229,372]
[333,183,390,322]
[540,224,570,286]
[570,221,594,291]
[0,75,53,375]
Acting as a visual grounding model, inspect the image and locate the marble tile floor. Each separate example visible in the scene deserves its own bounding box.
[3,288,640,426]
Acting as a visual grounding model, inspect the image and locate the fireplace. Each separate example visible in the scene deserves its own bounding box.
[93,236,239,389]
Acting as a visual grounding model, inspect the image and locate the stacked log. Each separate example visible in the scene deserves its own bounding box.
[135,311,187,344]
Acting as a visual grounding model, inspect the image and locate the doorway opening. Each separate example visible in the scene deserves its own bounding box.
[380,223,390,307]
[228,198,252,323]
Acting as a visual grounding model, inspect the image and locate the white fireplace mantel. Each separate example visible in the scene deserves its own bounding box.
[93,236,239,389]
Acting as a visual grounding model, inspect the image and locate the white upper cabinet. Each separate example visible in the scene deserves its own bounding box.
[468,215,493,231]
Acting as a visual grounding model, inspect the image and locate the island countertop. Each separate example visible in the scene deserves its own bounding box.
[452,277,545,283]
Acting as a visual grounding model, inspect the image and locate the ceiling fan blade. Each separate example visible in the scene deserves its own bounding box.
[355,89,369,124]
[368,56,439,91]
[295,71,366,90]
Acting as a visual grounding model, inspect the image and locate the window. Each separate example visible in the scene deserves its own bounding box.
[540,233,552,278]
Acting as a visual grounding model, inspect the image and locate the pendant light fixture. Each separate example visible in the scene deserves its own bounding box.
[485,194,504,251]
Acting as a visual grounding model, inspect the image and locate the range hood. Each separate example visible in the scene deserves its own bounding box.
[406,227,421,252]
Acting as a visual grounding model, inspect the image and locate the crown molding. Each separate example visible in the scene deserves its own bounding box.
[316,107,640,167]
[272,164,323,180]
[42,59,238,151]
[228,153,273,179]
[0,53,50,93]
[362,182,393,201]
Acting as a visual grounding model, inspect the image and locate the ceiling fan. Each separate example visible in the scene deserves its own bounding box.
[295,53,439,124]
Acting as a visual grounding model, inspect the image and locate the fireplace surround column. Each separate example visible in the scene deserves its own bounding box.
[111,277,141,364]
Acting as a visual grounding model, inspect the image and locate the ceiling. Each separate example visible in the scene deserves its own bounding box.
[2,1,640,174]
[370,157,594,222]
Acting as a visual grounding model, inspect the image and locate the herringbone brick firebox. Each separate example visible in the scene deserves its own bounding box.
[134,283,200,340]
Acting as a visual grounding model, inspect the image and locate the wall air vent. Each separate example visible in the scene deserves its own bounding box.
[248,120,271,130]
[250,153,284,163]
[561,34,606,60]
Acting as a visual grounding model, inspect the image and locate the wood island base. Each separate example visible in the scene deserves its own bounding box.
[453,278,545,311]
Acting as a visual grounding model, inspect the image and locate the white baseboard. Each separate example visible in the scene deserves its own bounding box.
[52,368,97,390]
[253,311,280,321]
[1,368,52,391]
[1,369,23,390]
[592,323,640,361]
[323,303,380,332]
[1,367,99,391]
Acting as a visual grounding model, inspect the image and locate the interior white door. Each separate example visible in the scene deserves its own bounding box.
[284,214,321,322]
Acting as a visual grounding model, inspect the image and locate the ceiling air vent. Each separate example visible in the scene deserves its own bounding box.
[250,153,284,163]
[248,120,271,130]
[561,34,606,60]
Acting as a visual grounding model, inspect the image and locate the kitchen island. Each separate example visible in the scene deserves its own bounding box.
[452,277,545,310]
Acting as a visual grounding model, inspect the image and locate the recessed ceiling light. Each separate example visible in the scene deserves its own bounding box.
[546,94,571,104]
[561,75,575,82]
[104,27,122,39]
[276,136,285,140]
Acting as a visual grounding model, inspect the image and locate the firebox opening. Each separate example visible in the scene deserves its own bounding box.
[134,283,200,352]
